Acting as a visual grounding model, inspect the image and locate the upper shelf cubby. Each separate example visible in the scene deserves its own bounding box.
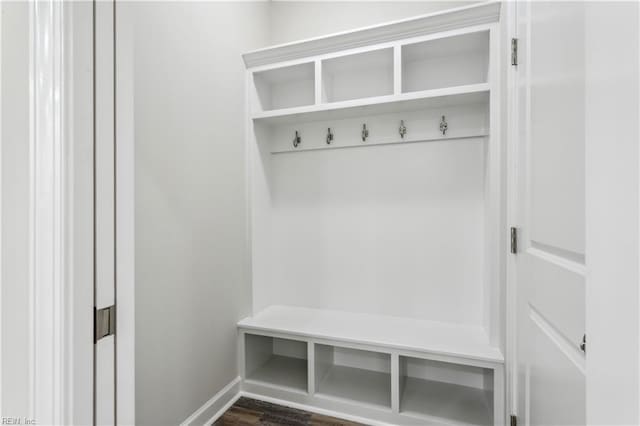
[246,5,498,124]
[253,62,315,111]
[402,31,489,93]
[321,48,394,103]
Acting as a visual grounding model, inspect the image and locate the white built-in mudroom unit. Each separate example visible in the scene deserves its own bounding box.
[239,4,505,425]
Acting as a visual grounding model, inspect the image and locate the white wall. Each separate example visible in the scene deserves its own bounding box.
[585,2,640,424]
[268,1,478,45]
[0,1,30,419]
[131,2,269,425]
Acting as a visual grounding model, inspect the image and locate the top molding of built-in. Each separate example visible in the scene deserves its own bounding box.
[242,2,501,69]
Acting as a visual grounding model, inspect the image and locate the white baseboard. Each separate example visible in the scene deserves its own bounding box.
[240,391,393,426]
[180,376,242,426]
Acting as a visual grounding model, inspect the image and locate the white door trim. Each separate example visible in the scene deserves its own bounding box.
[503,0,518,420]
[29,1,94,424]
[0,1,4,415]
[30,0,67,423]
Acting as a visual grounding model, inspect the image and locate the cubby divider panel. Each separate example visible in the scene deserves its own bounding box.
[245,333,308,392]
[315,344,391,409]
[400,356,493,426]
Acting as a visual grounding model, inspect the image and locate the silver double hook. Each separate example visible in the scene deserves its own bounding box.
[326,128,334,145]
[440,116,448,136]
[293,130,301,148]
[399,120,407,139]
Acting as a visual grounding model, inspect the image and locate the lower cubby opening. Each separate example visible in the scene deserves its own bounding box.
[314,344,391,409]
[400,356,493,426]
[245,334,308,392]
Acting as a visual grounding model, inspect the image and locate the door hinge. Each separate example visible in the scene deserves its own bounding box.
[580,334,586,353]
[510,227,518,254]
[95,305,116,343]
[510,415,518,426]
[511,38,518,66]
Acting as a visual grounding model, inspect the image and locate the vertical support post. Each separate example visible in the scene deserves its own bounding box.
[485,24,502,348]
[307,341,315,395]
[493,366,505,426]
[393,45,402,95]
[248,72,262,114]
[238,331,246,381]
[314,60,322,105]
[391,353,400,413]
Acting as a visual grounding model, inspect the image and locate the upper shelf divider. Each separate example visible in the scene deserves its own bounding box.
[242,2,500,69]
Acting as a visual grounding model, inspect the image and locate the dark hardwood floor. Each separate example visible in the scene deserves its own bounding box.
[213,397,365,426]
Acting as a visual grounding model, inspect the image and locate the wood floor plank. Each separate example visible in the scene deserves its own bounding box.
[308,413,363,426]
[215,406,262,426]
[213,398,364,426]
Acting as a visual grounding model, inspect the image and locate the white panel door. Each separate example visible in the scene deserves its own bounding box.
[515,2,586,425]
[95,0,116,424]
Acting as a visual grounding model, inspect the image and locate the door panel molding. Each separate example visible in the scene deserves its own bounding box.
[528,306,585,374]
[528,241,585,267]
[525,322,586,426]
[526,245,586,276]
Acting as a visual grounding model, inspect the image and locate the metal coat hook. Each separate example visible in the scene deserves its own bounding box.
[293,130,301,148]
[399,120,407,139]
[440,115,448,136]
[326,128,334,145]
[361,124,369,142]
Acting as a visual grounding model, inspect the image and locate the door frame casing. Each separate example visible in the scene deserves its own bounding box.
[28,1,93,424]
[20,0,136,424]
[503,0,518,420]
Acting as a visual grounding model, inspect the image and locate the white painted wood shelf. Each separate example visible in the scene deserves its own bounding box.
[401,377,492,426]
[316,365,392,409]
[240,306,503,426]
[239,305,504,365]
[252,83,489,125]
[246,355,308,393]
[244,333,309,393]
